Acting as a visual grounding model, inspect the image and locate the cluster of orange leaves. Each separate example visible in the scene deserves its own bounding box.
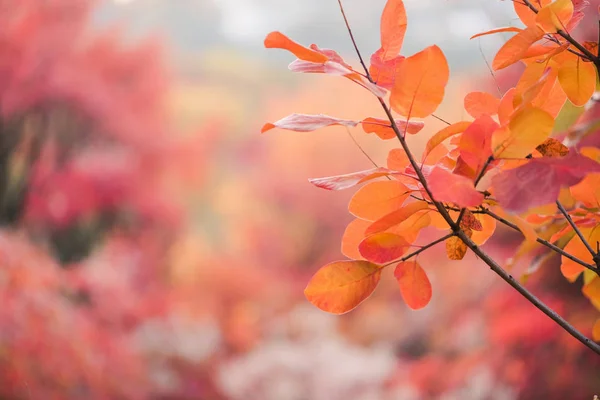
[263,0,600,340]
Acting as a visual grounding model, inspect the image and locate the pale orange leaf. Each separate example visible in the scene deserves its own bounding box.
[394,261,432,309]
[304,260,382,314]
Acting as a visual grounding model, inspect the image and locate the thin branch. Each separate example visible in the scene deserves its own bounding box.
[556,201,598,260]
[457,230,600,355]
[477,40,502,97]
[431,114,451,126]
[337,0,600,355]
[482,208,598,273]
[456,156,494,226]
[384,232,455,267]
[521,0,600,67]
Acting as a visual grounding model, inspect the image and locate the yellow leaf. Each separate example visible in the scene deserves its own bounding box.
[492,106,554,158]
[446,229,471,260]
[558,52,597,106]
[304,260,382,314]
[535,0,574,33]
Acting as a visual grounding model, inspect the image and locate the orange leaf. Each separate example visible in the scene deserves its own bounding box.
[492,26,545,70]
[390,45,449,118]
[264,32,328,63]
[378,0,407,60]
[459,114,498,172]
[386,210,432,244]
[304,260,382,314]
[262,113,358,133]
[535,0,574,33]
[561,225,600,281]
[366,201,430,235]
[309,167,397,191]
[536,138,569,157]
[341,219,371,260]
[348,180,410,221]
[515,0,552,27]
[498,88,517,126]
[387,148,409,170]
[359,233,410,263]
[570,173,600,208]
[464,91,501,118]
[423,121,471,161]
[446,231,470,260]
[593,319,600,341]
[492,106,554,159]
[557,52,597,106]
[361,117,424,140]
[369,51,404,89]
[471,214,497,246]
[428,167,484,207]
[583,276,600,300]
[470,26,522,39]
[394,261,432,309]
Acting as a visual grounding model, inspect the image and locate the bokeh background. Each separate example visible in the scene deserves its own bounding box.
[1,0,599,399]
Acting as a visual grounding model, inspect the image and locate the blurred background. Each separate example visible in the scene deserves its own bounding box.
[0,0,599,399]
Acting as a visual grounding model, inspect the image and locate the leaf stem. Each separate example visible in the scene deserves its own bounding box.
[383,232,455,267]
[456,156,494,226]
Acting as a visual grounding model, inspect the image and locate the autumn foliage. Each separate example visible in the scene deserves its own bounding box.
[263,0,600,355]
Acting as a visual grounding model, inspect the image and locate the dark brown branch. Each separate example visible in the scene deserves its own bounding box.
[336,0,600,355]
[556,201,597,259]
[521,0,600,68]
[457,230,600,355]
[482,208,598,273]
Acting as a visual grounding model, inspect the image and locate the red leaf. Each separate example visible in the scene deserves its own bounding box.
[359,233,410,263]
[361,117,424,140]
[492,153,600,213]
[428,167,484,207]
[261,113,358,133]
[394,261,432,310]
[309,167,397,191]
[459,114,498,172]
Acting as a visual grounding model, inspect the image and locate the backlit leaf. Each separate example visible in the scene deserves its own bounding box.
[470,27,522,40]
[492,106,554,159]
[557,52,596,106]
[514,0,552,27]
[535,0,574,33]
[423,121,471,160]
[365,201,430,235]
[394,261,432,309]
[561,225,600,281]
[348,180,410,221]
[378,0,407,60]
[461,210,483,231]
[264,31,328,63]
[262,113,358,133]
[390,45,449,118]
[428,167,484,207]
[446,232,469,260]
[369,51,404,89]
[304,260,382,314]
[341,219,371,260]
[359,233,410,263]
[361,117,424,140]
[387,148,409,170]
[459,114,498,172]
[492,26,545,70]
[464,91,501,118]
[593,319,600,341]
[309,167,397,191]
